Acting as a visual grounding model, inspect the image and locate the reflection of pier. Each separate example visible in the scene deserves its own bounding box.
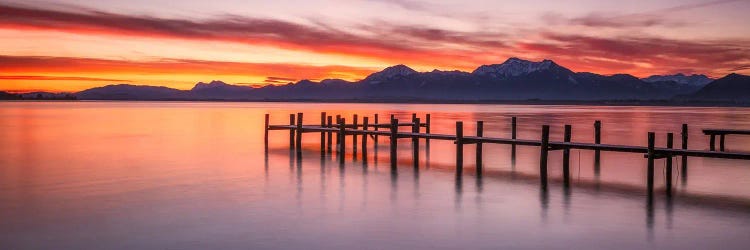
[265,112,750,196]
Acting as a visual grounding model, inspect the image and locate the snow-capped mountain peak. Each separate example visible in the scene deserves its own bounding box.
[472,58,561,77]
[363,64,418,83]
[642,74,713,87]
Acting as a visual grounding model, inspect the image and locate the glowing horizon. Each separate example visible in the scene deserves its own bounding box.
[1,0,749,93]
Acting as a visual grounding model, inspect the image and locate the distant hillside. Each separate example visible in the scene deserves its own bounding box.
[688,73,750,102]
[71,58,742,102]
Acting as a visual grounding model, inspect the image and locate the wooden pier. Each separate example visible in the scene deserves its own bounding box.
[265,112,750,195]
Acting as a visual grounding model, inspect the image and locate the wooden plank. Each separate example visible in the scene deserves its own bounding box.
[703,129,750,135]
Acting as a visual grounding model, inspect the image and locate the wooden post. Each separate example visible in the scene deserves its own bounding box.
[289,114,295,150]
[362,117,369,161]
[352,114,358,157]
[720,134,726,152]
[326,116,333,154]
[456,121,464,176]
[710,134,716,151]
[594,120,601,166]
[335,115,341,148]
[563,124,572,186]
[339,118,346,164]
[264,114,269,150]
[511,117,517,163]
[412,117,420,168]
[647,132,655,195]
[681,124,688,183]
[540,125,550,187]
[374,114,379,146]
[320,112,326,155]
[666,133,674,196]
[390,118,398,170]
[476,121,484,175]
[295,113,303,156]
[425,114,431,146]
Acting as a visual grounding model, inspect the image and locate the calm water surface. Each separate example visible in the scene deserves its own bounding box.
[1,101,750,249]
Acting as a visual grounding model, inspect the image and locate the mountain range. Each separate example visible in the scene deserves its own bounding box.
[4,58,749,103]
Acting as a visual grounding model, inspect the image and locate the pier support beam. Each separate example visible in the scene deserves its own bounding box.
[476,121,484,175]
[563,124,572,186]
[353,114,358,158]
[264,114,269,151]
[666,133,674,196]
[289,114,295,150]
[320,112,326,156]
[412,117,420,168]
[511,117,517,165]
[647,132,656,196]
[390,118,398,170]
[594,120,601,174]
[681,124,688,184]
[326,116,333,154]
[540,125,550,187]
[296,113,303,156]
[425,114,431,148]
[362,117,369,162]
[456,121,464,176]
[710,134,716,151]
[720,134,726,152]
[374,114,379,147]
[338,118,346,164]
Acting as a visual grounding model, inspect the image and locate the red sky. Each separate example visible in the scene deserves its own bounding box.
[1,0,749,92]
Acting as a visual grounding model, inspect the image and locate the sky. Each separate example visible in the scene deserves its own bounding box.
[1,0,749,92]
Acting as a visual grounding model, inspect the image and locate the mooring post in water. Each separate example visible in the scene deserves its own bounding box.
[476,121,484,175]
[412,117,420,168]
[666,133,674,196]
[540,125,550,187]
[326,116,333,154]
[295,113,303,156]
[338,118,346,164]
[264,114,269,150]
[425,114,431,146]
[710,134,716,151]
[320,112,326,156]
[647,132,656,195]
[352,114,359,158]
[374,114,379,147]
[456,121,464,176]
[681,124,688,183]
[511,116,517,162]
[563,124,572,186]
[362,116,369,161]
[289,114,295,150]
[720,134,726,152]
[335,115,341,148]
[594,119,601,162]
[390,118,398,170]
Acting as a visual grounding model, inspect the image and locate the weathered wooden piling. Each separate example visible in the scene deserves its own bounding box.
[647,132,656,195]
[563,124,572,186]
[720,134,726,151]
[594,120,602,165]
[390,118,398,169]
[456,121,464,175]
[289,114,295,150]
[295,113,303,156]
[320,112,326,155]
[511,117,517,163]
[352,114,359,157]
[362,117,369,161]
[264,114,269,150]
[338,118,346,164]
[710,134,716,151]
[539,125,550,187]
[335,115,341,148]
[374,114,379,147]
[326,116,333,153]
[681,124,688,183]
[425,114,431,147]
[666,133,674,195]
[412,117,420,168]
[476,121,484,175]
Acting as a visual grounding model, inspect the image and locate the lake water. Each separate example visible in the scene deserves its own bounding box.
[1,101,750,249]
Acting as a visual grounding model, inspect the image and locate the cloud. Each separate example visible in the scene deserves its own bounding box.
[518,33,750,77]
[0,55,379,81]
[0,75,131,82]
